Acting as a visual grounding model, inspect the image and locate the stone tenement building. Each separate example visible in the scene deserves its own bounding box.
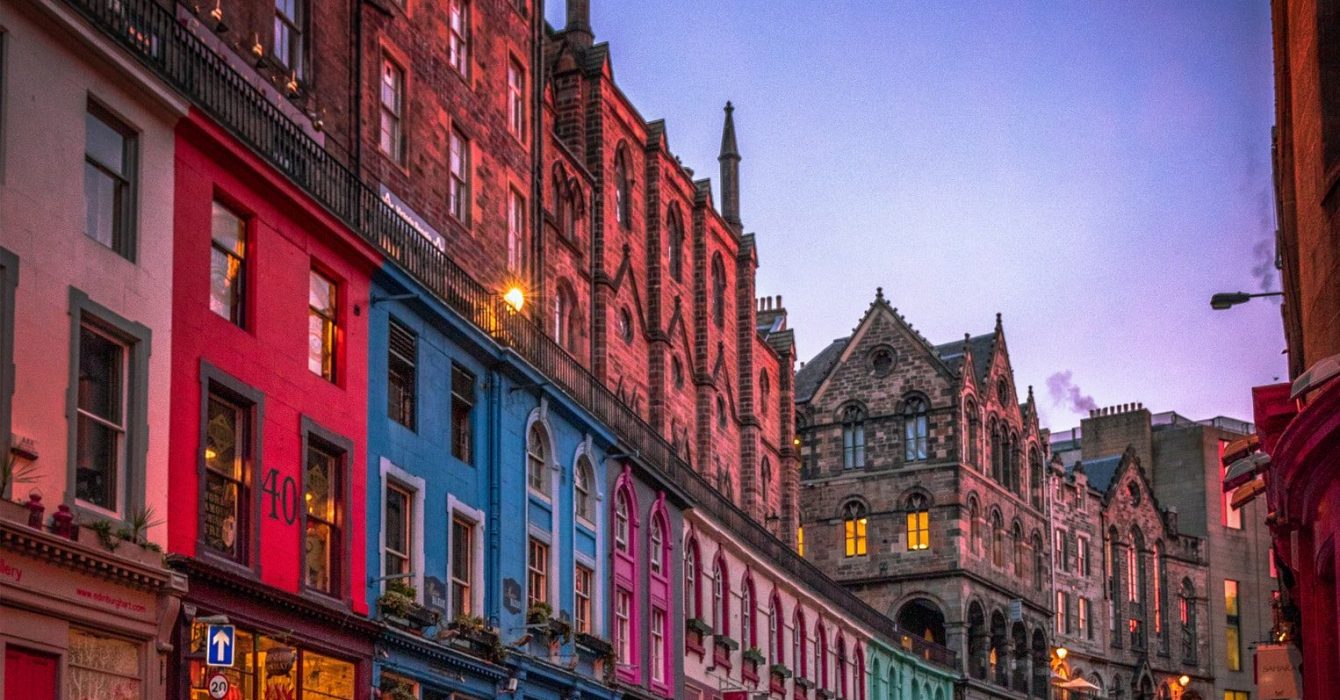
[1048,447,1214,700]
[795,291,1053,700]
[1051,405,1273,700]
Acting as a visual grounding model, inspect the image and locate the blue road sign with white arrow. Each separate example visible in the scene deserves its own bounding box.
[206,625,235,667]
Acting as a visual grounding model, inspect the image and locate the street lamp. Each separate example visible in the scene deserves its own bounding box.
[1210,291,1282,310]
[1054,647,1068,660]
[504,286,526,312]
[1178,674,1190,687]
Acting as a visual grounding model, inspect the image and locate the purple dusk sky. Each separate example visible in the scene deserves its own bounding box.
[547,1,1284,431]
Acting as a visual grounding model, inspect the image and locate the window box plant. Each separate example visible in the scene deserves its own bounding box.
[526,601,552,625]
[443,614,505,663]
[378,580,440,632]
[574,631,614,658]
[816,689,835,700]
[685,617,711,655]
[742,647,765,682]
[794,677,815,690]
[712,634,738,667]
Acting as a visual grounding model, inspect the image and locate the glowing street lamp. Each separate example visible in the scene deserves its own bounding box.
[1178,675,1190,687]
[504,286,525,313]
[1054,647,1068,660]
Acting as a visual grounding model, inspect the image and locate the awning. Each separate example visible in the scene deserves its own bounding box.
[1231,475,1267,509]
[1055,677,1103,692]
[1222,452,1271,492]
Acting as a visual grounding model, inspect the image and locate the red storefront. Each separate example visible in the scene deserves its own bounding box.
[165,107,379,700]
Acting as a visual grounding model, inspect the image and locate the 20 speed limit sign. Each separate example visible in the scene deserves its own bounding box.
[207,673,230,699]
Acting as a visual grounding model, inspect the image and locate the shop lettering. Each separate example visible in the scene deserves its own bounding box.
[0,557,22,583]
[262,468,299,525]
[76,588,146,613]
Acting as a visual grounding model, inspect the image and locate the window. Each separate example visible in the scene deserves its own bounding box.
[527,538,548,607]
[716,395,727,430]
[614,148,631,228]
[448,0,469,76]
[303,436,343,597]
[527,423,549,494]
[618,307,633,344]
[614,490,630,553]
[307,270,338,381]
[210,201,247,325]
[1055,529,1068,572]
[711,254,726,328]
[507,57,525,139]
[1033,532,1045,591]
[651,608,666,683]
[907,494,930,551]
[384,482,412,580]
[186,623,355,699]
[968,497,981,550]
[450,364,474,463]
[1079,597,1090,639]
[387,319,416,429]
[671,356,684,389]
[1220,440,1243,529]
[991,511,1004,566]
[507,188,526,275]
[712,558,728,635]
[1012,522,1024,574]
[1225,579,1241,671]
[84,103,136,258]
[841,404,866,469]
[554,281,578,353]
[837,639,848,696]
[202,390,252,563]
[449,128,470,222]
[903,397,928,461]
[1078,535,1090,576]
[1180,578,1197,662]
[793,612,805,679]
[68,629,142,699]
[74,322,129,514]
[574,456,594,523]
[871,346,895,376]
[272,0,306,79]
[1056,591,1070,634]
[379,57,405,163]
[1224,691,1249,700]
[450,516,474,617]
[668,208,684,281]
[685,538,702,618]
[650,516,665,576]
[796,526,805,557]
[615,589,632,662]
[741,578,756,648]
[575,565,593,634]
[769,598,782,664]
[842,501,868,557]
[967,404,980,467]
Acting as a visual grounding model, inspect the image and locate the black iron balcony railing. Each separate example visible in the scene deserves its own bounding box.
[63,0,958,672]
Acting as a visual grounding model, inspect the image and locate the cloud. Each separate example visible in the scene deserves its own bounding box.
[1047,371,1098,413]
[1251,236,1279,297]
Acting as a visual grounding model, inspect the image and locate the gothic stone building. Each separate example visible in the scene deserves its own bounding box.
[1049,447,1213,700]
[796,291,1053,700]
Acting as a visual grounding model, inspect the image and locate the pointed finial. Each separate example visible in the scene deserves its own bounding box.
[1028,385,1035,401]
[995,312,1003,329]
[876,286,884,302]
[719,101,740,160]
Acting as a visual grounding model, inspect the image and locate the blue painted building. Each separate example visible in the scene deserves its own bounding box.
[365,264,621,699]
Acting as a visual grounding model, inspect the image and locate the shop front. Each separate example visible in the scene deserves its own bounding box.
[0,499,185,700]
[169,557,378,700]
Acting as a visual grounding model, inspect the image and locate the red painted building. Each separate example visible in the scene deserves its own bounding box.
[1249,1,1340,698]
[166,108,381,699]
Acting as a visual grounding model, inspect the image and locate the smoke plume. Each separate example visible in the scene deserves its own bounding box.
[1046,371,1098,413]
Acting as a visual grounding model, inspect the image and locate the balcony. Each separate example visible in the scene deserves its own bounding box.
[60,0,960,674]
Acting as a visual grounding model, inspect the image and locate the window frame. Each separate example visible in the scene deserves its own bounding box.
[906,494,931,551]
[209,199,249,327]
[273,0,307,80]
[574,563,593,634]
[84,100,138,260]
[448,0,470,78]
[507,188,527,275]
[386,317,417,430]
[574,454,595,526]
[379,54,406,164]
[307,268,339,383]
[447,501,483,620]
[196,362,265,573]
[842,500,868,558]
[527,536,549,608]
[66,289,151,522]
[507,56,526,141]
[379,458,425,598]
[298,417,353,603]
[526,421,550,497]
[450,363,474,464]
[0,248,15,495]
[903,396,929,462]
[448,127,471,224]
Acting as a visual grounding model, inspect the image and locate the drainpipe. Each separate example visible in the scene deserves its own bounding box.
[351,0,363,176]
[531,0,545,315]
[487,366,504,625]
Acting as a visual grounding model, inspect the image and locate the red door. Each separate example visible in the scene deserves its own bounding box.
[4,646,58,700]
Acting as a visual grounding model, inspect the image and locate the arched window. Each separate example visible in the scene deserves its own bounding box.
[574,455,594,523]
[1179,578,1197,663]
[711,254,727,328]
[1153,541,1167,651]
[649,515,665,577]
[1010,433,1022,495]
[794,610,807,680]
[712,556,729,635]
[741,575,756,649]
[990,510,1004,567]
[554,280,579,354]
[904,396,929,461]
[527,423,549,493]
[906,494,930,551]
[759,370,771,404]
[842,404,867,469]
[769,595,783,664]
[1032,531,1045,591]
[1012,521,1025,575]
[671,355,685,389]
[843,500,869,557]
[564,187,579,241]
[685,538,701,619]
[717,394,727,430]
[990,419,1003,483]
[967,402,980,468]
[667,206,684,282]
[837,635,848,697]
[761,457,772,494]
[613,489,630,553]
[855,644,867,700]
[967,602,988,680]
[969,495,981,552]
[613,147,631,228]
[1029,447,1043,509]
[816,623,828,691]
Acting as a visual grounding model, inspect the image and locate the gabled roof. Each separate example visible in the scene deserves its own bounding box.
[796,337,849,403]
[1070,455,1123,493]
[932,333,995,384]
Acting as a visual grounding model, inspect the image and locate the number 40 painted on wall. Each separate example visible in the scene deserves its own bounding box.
[262,469,299,525]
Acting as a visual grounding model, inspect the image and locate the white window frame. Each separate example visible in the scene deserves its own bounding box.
[379,458,425,599]
[73,322,130,519]
[446,495,485,619]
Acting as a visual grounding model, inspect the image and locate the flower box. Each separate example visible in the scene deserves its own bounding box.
[574,632,614,659]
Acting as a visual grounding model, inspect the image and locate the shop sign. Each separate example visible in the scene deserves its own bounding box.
[503,578,522,614]
[207,625,235,666]
[1255,643,1301,699]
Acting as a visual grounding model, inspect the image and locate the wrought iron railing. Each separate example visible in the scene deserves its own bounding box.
[64,0,959,672]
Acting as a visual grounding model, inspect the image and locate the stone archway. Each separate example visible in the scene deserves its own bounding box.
[897,598,947,645]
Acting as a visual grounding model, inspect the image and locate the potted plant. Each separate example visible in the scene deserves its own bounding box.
[379,675,417,700]
[574,631,614,658]
[378,580,416,622]
[769,663,791,694]
[795,676,815,691]
[816,688,835,700]
[443,614,504,662]
[526,601,552,625]
[742,646,764,682]
[712,634,738,667]
[685,617,712,654]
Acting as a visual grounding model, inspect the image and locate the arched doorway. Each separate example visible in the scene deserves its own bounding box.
[967,602,987,680]
[897,598,947,645]
[990,610,1008,686]
[1011,622,1029,692]
[1030,628,1048,698]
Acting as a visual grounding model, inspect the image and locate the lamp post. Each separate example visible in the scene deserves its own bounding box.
[1210,291,1283,310]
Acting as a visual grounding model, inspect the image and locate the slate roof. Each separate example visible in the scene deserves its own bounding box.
[1070,455,1123,493]
[795,337,849,403]
[932,333,995,384]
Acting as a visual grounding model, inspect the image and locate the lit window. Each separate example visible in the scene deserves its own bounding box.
[449,129,470,222]
[209,201,246,325]
[1224,690,1250,700]
[575,565,592,634]
[203,391,252,563]
[304,438,343,597]
[1225,579,1241,671]
[387,319,416,429]
[1220,439,1243,529]
[307,270,338,381]
[527,423,549,493]
[84,103,136,258]
[507,58,525,139]
[273,0,305,79]
[450,516,474,617]
[384,482,412,579]
[448,0,469,76]
[797,526,805,556]
[379,57,405,163]
[906,494,930,551]
[527,538,548,607]
[842,501,868,557]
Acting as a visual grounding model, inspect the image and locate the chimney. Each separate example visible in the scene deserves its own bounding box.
[719,101,741,230]
[566,0,593,47]
[1080,402,1153,473]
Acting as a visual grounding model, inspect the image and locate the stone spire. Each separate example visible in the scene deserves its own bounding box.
[565,0,593,47]
[719,101,741,229]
